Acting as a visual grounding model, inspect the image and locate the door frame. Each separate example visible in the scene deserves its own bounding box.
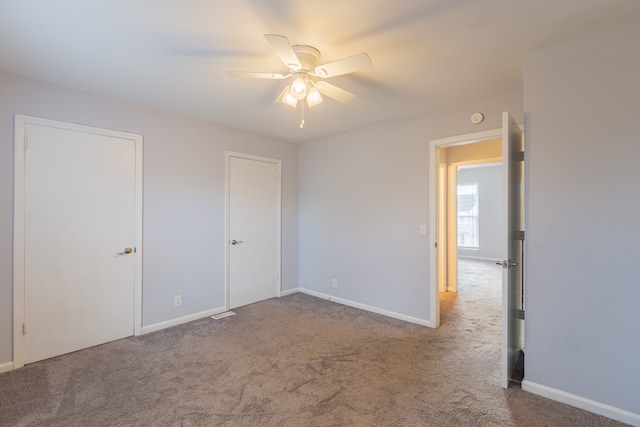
[437,162,447,292]
[445,156,502,293]
[429,128,503,327]
[225,152,282,311]
[13,115,144,369]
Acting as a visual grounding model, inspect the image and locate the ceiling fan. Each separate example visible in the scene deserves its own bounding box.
[227,34,372,127]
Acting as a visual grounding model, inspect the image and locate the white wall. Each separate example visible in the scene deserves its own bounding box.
[0,71,299,365]
[523,20,640,419]
[457,165,502,260]
[299,91,523,323]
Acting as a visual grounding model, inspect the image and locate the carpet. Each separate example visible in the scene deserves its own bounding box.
[0,260,628,426]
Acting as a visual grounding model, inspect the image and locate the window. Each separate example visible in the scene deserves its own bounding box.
[457,182,479,248]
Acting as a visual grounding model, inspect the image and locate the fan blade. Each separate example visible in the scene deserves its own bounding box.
[227,71,288,79]
[264,34,302,70]
[314,81,355,103]
[275,86,289,103]
[314,53,372,78]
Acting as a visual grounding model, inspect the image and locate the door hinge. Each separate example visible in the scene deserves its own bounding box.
[517,230,525,241]
[22,323,27,335]
[515,309,525,320]
[23,136,28,150]
[515,151,524,162]
[276,273,280,281]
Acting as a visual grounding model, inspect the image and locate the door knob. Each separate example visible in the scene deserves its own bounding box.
[117,247,133,255]
[496,259,518,268]
[230,240,244,245]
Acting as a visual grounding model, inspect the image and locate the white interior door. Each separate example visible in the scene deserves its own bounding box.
[501,111,524,388]
[228,154,280,309]
[21,121,139,364]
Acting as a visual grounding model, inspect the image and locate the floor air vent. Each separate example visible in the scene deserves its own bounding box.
[211,311,236,320]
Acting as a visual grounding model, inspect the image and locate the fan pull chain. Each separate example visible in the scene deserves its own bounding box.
[299,99,305,128]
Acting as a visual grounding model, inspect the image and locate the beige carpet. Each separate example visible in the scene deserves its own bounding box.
[0,259,628,426]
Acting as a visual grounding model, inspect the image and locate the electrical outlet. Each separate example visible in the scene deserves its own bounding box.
[174,294,182,307]
[332,279,338,288]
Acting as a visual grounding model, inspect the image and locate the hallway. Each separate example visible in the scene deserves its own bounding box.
[440,258,502,326]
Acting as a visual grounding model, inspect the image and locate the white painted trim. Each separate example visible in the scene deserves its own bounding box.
[225,152,282,310]
[140,306,227,335]
[279,288,300,297]
[437,162,447,293]
[431,128,506,147]
[133,130,144,336]
[12,115,144,369]
[300,288,434,327]
[446,159,458,292]
[13,117,27,369]
[428,142,440,327]
[522,380,640,426]
[451,157,503,168]
[458,255,501,262]
[458,161,503,169]
[0,361,14,374]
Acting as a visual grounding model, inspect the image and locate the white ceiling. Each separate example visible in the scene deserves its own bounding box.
[1,0,638,143]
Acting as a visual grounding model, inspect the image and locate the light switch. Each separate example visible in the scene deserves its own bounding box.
[420,225,427,235]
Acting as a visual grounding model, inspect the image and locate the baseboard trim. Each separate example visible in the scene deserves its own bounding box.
[140,306,227,335]
[522,380,640,426]
[0,361,14,373]
[280,288,300,297]
[458,255,500,262]
[299,288,434,327]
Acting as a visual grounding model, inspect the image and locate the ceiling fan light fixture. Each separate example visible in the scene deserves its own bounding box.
[282,91,298,107]
[228,34,371,126]
[290,74,307,100]
[275,85,298,107]
[306,86,323,107]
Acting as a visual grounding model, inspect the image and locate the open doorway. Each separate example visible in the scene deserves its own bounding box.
[454,161,505,340]
[442,142,502,294]
[428,115,525,387]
